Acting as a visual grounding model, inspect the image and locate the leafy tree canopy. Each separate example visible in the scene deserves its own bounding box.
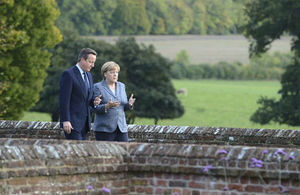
[0,0,62,120]
[244,0,300,126]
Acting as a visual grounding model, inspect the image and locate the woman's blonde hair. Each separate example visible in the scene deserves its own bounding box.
[101,61,120,79]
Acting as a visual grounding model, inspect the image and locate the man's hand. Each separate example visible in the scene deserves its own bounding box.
[63,121,73,134]
[94,94,102,106]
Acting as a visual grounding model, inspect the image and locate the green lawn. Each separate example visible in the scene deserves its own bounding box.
[22,79,300,130]
[134,79,300,130]
[22,111,51,122]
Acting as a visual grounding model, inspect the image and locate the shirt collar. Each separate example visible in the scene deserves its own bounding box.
[76,64,85,75]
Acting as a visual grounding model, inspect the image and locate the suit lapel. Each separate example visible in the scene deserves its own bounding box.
[73,66,87,99]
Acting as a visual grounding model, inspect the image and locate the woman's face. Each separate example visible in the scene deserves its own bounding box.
[104,67,119,84]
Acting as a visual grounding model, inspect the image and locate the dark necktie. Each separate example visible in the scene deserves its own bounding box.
[83,72,89,94]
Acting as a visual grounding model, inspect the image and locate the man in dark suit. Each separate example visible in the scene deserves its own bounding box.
[59,48,101,140]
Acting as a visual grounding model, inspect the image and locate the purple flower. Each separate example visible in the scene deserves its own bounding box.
[202,165,213,173]
[250,158,263,168]
[262,149,268,155]
[101,187,111,193]
[223,187,228,191]
[275,149,287,156]
[86,185,93,190]
[217,149,228,155]
[173,192,180,195]
[251,158,263,164]
[289,155,295,160]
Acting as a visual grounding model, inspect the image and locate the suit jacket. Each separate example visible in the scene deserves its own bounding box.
[93,80,131,133]
[59,66,94,132]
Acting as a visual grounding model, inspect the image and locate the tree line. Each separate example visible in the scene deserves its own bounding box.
[171,51,293,80]
[56,0,245,36]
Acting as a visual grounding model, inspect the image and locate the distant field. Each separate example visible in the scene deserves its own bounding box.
[89,35,292,64]
[23,80,300,130]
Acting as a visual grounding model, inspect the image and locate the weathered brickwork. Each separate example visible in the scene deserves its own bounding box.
[0,120,299,194]
[0,139,129,194]
[1,120,300,146]
[128,143,300,194]
[128,125,300,147]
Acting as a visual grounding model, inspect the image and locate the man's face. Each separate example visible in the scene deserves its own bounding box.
[80,54,96,72]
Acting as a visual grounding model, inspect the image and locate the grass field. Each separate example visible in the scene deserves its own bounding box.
[22,111,51,122]
[23,79,300,130]
[134,79,299,130]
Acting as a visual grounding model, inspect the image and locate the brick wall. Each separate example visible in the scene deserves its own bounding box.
[128,143,300,194]
[0,120,300,194]
[1,120,300,147]
[0,139,129,194]
[0,138,300,194]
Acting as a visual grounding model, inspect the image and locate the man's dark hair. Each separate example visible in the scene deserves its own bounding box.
[77,48,97,62]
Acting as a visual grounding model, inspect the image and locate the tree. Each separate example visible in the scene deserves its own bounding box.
[175,50,190,66]
[244,0,300,126]
[145,0,168,35]
[110,0,151,35]
[56,0,119,35]
[116,38,184,124]
[186,0,207,34]
[0,0,62,120]
[164,0,194,34]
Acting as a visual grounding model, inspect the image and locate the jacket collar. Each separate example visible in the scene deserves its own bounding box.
[101,79,117,98]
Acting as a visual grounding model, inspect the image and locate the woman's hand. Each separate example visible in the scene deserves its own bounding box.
[106,98,120,109]
[129,94,136,106]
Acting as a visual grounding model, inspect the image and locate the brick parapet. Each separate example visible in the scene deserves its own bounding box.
[1,139,299,177]
[127,143,300,194]
[128,124,300,147]
[0,139,128,178]
[128,142,300,178]
[0,138,129,194]
[1,120,300,147]
[0,138,300,194]
[0,120,96,140]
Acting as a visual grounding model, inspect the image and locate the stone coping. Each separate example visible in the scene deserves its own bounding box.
[1,120,300,147]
